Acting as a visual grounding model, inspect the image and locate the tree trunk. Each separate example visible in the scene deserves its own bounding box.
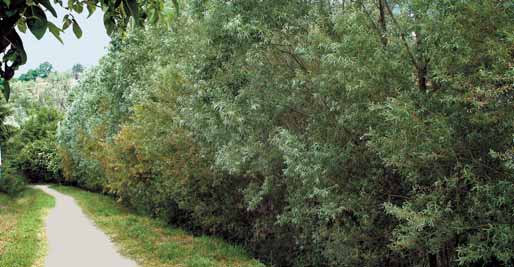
[414,30,428,92]
[429,253,438,267]
[378,0,388,46]
[417,62,428,92]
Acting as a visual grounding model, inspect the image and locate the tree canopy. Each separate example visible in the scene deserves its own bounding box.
[1,1,513,266]
[18,62,53,81]
[0,0,176,100]
[71,63,84,79]
[56,1,514,266]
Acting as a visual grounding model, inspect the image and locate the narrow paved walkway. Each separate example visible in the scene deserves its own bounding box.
[35,185,138,267]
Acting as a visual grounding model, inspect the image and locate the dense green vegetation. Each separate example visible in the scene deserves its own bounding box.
[0,1,512,267]
[54,1,514,267]
[0,60,265,267]
[0,189,55,267]
[13,106,62,183]
[0,67,71,195]
[53,185,264,267]
[0,98,24,195]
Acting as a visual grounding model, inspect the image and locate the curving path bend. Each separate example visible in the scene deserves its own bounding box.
[35,185,138,267]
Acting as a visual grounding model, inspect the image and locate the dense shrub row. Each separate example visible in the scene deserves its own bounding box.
[0,101,25,195]
[0,167,25,195]
[58,1,514,266]
[12,107,62,183]
[0,69,70,194]
[0,106,62,194]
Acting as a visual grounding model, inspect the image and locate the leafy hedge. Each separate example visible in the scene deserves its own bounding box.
[0,168,25,195]
[58,1,514,267]
[0,99,24,195]
[11,106,63,183]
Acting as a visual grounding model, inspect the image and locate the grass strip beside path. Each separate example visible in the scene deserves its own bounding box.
[0,189,55,267]
[51,185,265,267]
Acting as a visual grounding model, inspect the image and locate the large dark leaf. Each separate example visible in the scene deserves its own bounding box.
[103,12,115,35]
[36,0,58,17]
[5,30,27,65]
[0,37,9,52]
[122,0,138,21]
[26,6,48,39]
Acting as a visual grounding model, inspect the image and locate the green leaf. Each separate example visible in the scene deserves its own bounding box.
[62,16,71,30]
[3,0,11,7]
[17,19,27,33]
[72,19,82,38]
[48,21,63,44]
[122,0,138,20]
[149,9,159,24]
[73,3,83,13]
[103,12,115,35]
[36,0,58,17]
[26,6,48,40]
[3,50,17,63]
[86,2,96,18]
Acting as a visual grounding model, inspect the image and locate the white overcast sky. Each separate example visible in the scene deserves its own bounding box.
[18,5,110,74]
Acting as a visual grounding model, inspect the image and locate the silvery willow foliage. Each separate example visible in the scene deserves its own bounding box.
[59,1,514,266]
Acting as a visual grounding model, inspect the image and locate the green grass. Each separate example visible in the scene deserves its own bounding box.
[51,185,265,267]
[0,189,55,267]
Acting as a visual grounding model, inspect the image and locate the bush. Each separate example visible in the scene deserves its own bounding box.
[16,138,62,183]
[0,167,26,195]
[11,106,63,183]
